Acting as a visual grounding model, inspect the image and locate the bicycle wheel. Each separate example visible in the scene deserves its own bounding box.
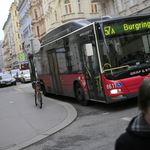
[38,91,42,109]
[35,90,38,106]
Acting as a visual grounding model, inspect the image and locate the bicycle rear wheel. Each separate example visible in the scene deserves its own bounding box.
[35,91,38,106]
[38,91,42,109]
[35,90,42,109]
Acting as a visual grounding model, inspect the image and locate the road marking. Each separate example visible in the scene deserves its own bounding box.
[121,117,132,122]
[14,88,23,93]
[102,112,109,115]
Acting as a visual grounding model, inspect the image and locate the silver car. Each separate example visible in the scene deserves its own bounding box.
[0,74,16,87]
[20,70,31,83]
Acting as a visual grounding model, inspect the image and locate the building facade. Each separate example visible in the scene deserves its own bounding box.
[17,0,34,60]
[30,0,46,43]
[2,20,12,69]
[0,40,5,71]
[7,13,18,69]
[91,0,150,17]
[2,41,9,70]
[43,0,100,32]
[9,0,25,65]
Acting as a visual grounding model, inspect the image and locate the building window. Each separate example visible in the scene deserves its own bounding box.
[35,9,38,19]
[78,0,82,12]
[19,45,21,50]
[112,0,116,14]
[18,34,20,39]
[121,0,125,11]
[55,11,57,22]
[64,0,72,14]
[102,3,106,15]
[91,2,98,13]
[51,13,53,24]
[37,26,40,36]
[15,11,17,16]
[130,0,137,6]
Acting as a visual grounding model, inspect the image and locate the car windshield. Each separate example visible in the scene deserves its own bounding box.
[18,71,22,75]
[23,70,30,74]
[11,70,20,74]
[0,74,12,80]
[4,71,10,74]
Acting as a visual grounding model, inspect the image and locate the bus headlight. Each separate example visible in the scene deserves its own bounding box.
[110,89,121,94]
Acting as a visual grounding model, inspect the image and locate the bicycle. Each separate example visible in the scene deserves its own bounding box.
[33,80,43,109]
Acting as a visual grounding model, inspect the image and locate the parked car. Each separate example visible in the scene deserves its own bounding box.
[0,74,16,87]
[20,70,31,83]
[3,71,11,74]
[10,69,20,78]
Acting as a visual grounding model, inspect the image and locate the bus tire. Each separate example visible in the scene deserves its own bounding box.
[75,82,89,106]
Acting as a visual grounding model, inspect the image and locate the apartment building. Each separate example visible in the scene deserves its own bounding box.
[43,0,100,32]
[2,20,12,69]
[30,0,46,43]
[7,13,19,69]
[91,0,150,17]
[9,0,25,65]
[17,0,34,61]
[0,40,5,71]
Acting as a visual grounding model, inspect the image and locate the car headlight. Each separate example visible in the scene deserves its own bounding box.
[11,79,15,82]
[110,89,121,94]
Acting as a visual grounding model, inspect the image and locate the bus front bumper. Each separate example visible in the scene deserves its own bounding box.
[106,92,138,104]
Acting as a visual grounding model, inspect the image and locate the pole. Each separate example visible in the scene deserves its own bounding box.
[30,39,37,81]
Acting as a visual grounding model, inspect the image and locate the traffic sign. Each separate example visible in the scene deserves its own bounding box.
[24,37,41,54]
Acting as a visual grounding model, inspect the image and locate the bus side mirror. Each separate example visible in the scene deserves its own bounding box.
[85,43,93,57]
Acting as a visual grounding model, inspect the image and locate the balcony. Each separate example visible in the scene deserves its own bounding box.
[91,0,103,2]
[61,13,85,23]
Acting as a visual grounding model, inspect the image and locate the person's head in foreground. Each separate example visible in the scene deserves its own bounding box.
[138,78,150,124]
[115,78,150,150]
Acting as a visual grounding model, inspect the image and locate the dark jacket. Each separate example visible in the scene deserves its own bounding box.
[115,113,150,150]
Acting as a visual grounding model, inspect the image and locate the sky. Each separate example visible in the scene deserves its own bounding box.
[0,0,14,41]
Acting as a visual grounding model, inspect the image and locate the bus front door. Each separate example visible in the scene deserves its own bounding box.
[48,52,63,94]
[82,43,105,101]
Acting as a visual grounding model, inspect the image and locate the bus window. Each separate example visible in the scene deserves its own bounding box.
[99,27,150,80]
[56,47,68,74]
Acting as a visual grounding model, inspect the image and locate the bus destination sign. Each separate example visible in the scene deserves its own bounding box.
[104,20,150,36]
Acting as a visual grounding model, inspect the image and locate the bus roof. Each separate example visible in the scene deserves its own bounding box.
[42,14,150,45]
[43,15,120,44]
[96,13,150,24]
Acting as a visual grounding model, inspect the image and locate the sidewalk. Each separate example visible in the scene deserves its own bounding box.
[0,84,77,150]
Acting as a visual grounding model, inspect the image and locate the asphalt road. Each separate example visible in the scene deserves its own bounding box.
[18,84,140,150]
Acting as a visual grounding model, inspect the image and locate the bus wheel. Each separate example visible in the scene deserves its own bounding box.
[75,83,89,106]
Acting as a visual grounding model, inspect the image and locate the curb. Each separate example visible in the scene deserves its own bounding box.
[7,96,77,150]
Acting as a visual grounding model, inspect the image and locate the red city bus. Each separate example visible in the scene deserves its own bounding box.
[28,14,150,105]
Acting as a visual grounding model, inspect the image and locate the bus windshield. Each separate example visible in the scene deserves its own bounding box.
[98,17,150,80]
